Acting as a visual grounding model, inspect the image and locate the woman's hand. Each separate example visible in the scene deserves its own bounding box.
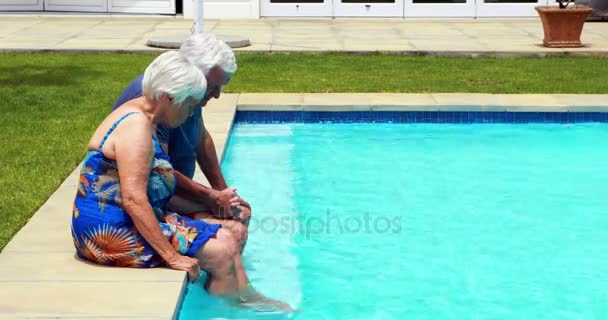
[167,254,201,283]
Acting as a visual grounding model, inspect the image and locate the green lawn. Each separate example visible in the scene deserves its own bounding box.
[232,53,608,93]
[1,52,607,251]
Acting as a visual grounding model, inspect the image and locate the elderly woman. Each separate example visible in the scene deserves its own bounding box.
[71,51,291,311]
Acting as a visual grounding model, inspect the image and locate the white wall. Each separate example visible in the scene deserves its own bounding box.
[183,0,259,19]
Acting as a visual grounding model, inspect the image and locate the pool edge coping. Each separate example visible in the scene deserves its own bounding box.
[234,93,608,112]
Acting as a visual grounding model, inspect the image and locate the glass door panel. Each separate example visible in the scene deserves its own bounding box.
[260,0,332,17]
[333,0,404,17]
[44,0,107,12]
[404,0,475,17]
[476,0,548,17]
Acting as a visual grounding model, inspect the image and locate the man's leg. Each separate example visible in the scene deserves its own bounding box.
[195,228,240,295]
[169,195,250,252]
[169,194,251,226]
[190,211,249,253]
[195,229,293,311]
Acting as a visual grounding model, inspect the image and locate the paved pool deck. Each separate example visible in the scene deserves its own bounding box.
[0,16,607,56]
[1,93,608,319]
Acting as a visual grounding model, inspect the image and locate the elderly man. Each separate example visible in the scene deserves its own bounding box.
[112,33,251,251]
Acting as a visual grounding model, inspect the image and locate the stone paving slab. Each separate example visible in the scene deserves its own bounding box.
[0,252,182,282]
[1,93,607,319]
[1,16,608,56]
[0,282,182,319]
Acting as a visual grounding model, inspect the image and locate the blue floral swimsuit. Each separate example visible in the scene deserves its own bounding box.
[71,112,220,268]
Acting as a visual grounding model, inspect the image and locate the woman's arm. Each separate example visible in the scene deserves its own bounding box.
[112,114,200,280]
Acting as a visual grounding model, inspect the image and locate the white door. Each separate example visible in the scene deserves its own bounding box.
[0,0,43,11]
[108,0,175,14]
[260,0,332,17]
[404,0,475,17]
[45,0,107,12]
[333,0,404,17]
[476,0,547,17]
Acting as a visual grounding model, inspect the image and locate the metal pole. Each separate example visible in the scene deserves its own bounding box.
[147,0,249,49]
[193,0,204,33]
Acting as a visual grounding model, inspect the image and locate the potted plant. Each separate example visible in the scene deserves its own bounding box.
[535,0,593,48]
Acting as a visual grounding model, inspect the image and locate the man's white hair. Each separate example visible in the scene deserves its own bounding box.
[142,50,207,105]
[179,33,237,76]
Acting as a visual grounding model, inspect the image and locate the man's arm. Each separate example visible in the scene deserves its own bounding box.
[197,128,251,210]
[157,139,219,205]
[173,169,216,203]
[197,128,228,190]
[161,140,238,217]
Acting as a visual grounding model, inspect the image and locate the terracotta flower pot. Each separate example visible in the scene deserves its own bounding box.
[535,5,593,48]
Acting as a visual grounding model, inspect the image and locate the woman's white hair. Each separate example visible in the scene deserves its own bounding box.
[179,33,237,76]
[142,50,207,105]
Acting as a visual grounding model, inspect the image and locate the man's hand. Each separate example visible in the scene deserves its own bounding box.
[239,198,251,210]
[210,187,242,218]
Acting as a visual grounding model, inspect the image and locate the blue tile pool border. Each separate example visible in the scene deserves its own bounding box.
[235,111,608,124]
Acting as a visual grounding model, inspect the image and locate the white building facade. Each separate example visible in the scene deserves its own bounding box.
[0,0,561,18]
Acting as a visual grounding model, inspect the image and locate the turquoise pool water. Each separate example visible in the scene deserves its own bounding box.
[179,123,608,320]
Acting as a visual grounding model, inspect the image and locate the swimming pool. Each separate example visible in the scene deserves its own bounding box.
[179,119,608,319]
